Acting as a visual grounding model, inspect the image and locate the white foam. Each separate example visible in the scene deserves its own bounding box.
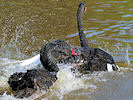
[0,94,28,100]
[0,91,28,100]
[54,64,85,94]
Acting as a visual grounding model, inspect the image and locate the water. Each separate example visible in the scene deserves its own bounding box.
[0,0,133,100]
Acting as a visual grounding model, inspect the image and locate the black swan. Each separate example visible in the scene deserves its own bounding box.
[74,3,120,73]
[40,3,120,73]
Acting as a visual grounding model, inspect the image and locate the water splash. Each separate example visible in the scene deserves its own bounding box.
[0,92,28,100]
[56,65,85,94]
[0,55,42,88]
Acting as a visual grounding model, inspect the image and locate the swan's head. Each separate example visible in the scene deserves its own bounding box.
[107,63,120,72]
[78,3,87,13]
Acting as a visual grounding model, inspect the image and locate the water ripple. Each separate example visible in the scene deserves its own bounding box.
[122,14,133,17]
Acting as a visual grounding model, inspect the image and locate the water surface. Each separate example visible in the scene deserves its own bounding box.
[0,0,133,100]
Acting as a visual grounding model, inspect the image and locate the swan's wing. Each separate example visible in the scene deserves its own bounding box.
[20,54,41,67]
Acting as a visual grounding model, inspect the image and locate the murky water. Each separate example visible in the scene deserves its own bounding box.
[0,0,133,100]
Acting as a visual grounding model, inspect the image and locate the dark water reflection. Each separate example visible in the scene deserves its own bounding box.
[0,0,133,99]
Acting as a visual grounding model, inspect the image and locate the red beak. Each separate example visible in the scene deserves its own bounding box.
[71,49,77,55]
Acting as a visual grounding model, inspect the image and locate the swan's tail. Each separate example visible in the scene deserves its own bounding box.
[20,54,41,67]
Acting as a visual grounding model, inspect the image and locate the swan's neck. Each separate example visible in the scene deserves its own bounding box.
[77,8,88,47]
